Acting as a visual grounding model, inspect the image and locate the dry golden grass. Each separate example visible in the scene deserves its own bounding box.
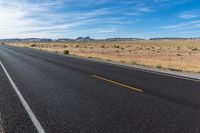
[6,40,200,73]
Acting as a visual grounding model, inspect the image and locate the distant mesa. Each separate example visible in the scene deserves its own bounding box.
[56,37,94,42]
[150,37,200,40]
[56,38,74,42]
[0,37,94,42]
[75,36,95,41]
[0,38,52,42]
[0,37,144,42]
[104,38,145,41]
[0,37,200,42]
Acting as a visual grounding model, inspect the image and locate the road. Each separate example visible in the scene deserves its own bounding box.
[0,45,200,133]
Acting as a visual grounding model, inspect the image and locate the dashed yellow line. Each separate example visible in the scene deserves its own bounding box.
[92,75,143,93]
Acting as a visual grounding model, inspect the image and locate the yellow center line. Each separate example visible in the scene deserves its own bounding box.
[92,75,144,93]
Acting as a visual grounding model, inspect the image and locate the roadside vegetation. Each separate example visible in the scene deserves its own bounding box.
[4,40,200,73]
[63,50,69,54]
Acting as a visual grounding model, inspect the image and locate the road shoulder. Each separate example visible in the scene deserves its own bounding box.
[0,64,37,133]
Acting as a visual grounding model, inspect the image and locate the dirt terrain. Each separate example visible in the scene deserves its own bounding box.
[5,40,200,73]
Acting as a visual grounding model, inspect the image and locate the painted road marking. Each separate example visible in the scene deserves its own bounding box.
[92,75,143,93]
[0,61,46,133]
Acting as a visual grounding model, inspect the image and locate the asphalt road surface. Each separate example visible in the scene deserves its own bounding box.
[0,45,200,133]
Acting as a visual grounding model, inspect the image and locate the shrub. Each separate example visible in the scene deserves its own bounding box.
[131,61,138,65]
[63,50,69,54]
[106,59,112,61]
[101,45,106,48]
[192,48,198,51]
[177,54,182,56]
[30,44,36,47]
[146,48,150,50]
[168,68,182,72]
[156,65,162,69]
[114,45,120,48]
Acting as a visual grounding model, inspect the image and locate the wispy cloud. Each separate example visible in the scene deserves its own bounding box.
[0,0,126,38]
[161,6,200,30]
[161,20,200,29]
[180,10,200,19]
[0,0,196,38]
[81,28,119,34]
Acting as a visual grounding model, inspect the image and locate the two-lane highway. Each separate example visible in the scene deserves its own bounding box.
[0,45,200,133]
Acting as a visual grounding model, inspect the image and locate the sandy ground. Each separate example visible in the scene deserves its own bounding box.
[4,40,200,73]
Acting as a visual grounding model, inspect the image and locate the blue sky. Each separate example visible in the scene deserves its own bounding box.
[0,0,200,39]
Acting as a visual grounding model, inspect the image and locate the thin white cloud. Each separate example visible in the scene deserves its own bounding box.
[82,28,119,34]
[0,0,124,38]
[180,11,200,19]
[180,14,199,19]
[161,20,200,29]
[0,0,193,38]
[0,0,141,38]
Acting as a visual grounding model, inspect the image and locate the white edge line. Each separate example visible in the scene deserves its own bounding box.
[0,61,46,133]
